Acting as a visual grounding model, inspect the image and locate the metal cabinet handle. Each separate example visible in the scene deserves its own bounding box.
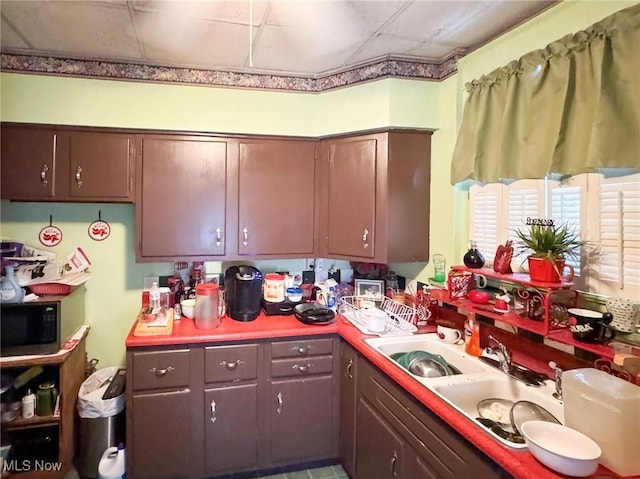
[75,166,83,187]
[210,399,217,423]
[242,227,249,247]
[390,450,398,478]
[291,345,310,355]
[292,363,312,373]
[40,164,49,186]
[346,358,354,379]
[220,359,244,370]
[276,392,283,415]
[215,227,222,247]
[149,366,175,377]
[362,228,369,249]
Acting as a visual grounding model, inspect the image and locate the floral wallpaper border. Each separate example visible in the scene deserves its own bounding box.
[1,53,462,92]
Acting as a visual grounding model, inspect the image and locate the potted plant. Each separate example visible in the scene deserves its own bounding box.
[514,222,585,283]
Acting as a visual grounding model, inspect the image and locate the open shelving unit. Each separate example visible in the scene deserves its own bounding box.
[439,266,615,360]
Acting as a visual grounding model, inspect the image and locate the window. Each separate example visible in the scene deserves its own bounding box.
[469,172,640,300]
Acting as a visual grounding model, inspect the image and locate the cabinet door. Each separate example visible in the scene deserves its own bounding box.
[131,389,191,479]
[1,125,60,200]
[267,375,333,464]
[324,137,377,258]
[339,341,358,478]
[137,136,228,259]
[68,131,134,200]
[204,383,259,476]
[356,398,405,479]
[237,139,317,256]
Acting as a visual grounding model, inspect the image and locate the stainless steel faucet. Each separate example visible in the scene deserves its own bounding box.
[548,361,563,400]
[488,335,512,374]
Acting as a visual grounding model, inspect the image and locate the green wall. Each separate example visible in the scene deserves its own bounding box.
[1,0,633,367]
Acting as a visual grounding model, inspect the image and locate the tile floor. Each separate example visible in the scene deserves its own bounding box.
[256,464,348,479]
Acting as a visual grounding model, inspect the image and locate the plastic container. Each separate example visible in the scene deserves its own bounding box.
[464,314,481,356]
[563,368,640,476]
[1,265,24,303]
[264,273,285,302]
[194,283,220,330]
[21,389,35,419]
[97,443,126,479]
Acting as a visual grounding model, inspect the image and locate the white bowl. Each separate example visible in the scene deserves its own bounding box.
[521,421,601,477]
[181,299,196,318]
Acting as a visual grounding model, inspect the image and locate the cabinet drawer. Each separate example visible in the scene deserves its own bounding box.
[271,356,334,378]
[205,344,259,383]
[270,338,333,358]
[132,349,191,391]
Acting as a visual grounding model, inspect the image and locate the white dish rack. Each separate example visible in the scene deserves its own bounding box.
[339,296,417,336]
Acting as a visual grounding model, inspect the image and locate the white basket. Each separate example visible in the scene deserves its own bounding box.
[339,296,417,336]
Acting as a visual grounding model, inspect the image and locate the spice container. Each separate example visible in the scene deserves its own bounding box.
[194,283,220,330]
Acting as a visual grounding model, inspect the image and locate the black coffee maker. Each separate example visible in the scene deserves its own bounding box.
[224,265,263,322]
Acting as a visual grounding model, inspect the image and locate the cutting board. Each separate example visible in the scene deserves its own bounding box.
[133,308,174,337]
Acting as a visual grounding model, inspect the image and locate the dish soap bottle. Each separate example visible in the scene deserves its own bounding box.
[1,265,25,303]
[464,314,481,357]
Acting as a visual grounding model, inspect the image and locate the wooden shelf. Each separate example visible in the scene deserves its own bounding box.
[451,265,574,289]
[2,414,60,431]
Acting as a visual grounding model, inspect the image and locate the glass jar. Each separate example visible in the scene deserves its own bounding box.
[195,283,220,330]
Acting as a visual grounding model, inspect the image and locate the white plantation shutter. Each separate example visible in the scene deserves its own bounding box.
[550,181,582,277]
[507,180,544,268]
[597,174,640,296]
[470,184,505,264]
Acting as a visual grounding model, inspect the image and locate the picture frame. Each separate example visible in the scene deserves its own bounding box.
[354,279,385,300]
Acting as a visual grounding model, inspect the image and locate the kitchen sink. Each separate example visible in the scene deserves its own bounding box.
[365,333,564,449]
[365,334,489,378]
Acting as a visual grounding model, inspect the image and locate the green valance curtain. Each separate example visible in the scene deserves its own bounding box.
[451,3,640,185]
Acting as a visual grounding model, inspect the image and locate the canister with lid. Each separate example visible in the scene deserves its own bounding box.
[194,283,220,330]
[264,274,285,303]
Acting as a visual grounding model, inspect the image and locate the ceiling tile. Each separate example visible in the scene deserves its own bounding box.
[0,0,141,60]
[0,17,29,50]
[134,10,253,68]
[132,0,269,26]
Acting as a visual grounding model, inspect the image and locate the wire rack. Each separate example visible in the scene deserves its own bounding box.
[339,296,417,336]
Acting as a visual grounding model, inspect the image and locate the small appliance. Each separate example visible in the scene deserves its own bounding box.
[0,288,85,357]
[224,266,262,322]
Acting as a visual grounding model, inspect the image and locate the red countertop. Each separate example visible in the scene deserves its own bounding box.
[125,312,636,479]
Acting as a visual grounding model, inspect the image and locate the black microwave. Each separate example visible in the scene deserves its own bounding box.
[0,288,85,357]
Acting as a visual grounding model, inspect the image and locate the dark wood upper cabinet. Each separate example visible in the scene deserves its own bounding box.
[136,135,229,261]
[319,130,431,263]
[68,131,134,200]
[236,139,318,257]
[1,123,134,202]
[1,124,60,200]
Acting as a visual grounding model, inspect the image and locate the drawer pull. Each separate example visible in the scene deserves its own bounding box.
[293,363,312,373]
[276,392,283,414]
[291,345,311,355]
[220,359,244,370]
[390,450,398,478]
[149,366,175,377]
[210,400,217,423]
[346,358,354,379]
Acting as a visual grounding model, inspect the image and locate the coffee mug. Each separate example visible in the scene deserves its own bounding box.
[568,308,616,344]
[474,274,487,289]
[606,298,640,333]
[437,325,463,344]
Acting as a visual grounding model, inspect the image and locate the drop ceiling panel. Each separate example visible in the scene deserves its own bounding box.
[349,34,454,65]
[134,11,252,68]
[132,0,269,26]
[1,1,141,60]
[0,18,29,50]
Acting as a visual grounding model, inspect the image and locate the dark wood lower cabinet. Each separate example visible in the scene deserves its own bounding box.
[267,375,334,465]
[204,384,259,476]
[130,390,192,479]
[339,340,358,478]
[355,397,405,479]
